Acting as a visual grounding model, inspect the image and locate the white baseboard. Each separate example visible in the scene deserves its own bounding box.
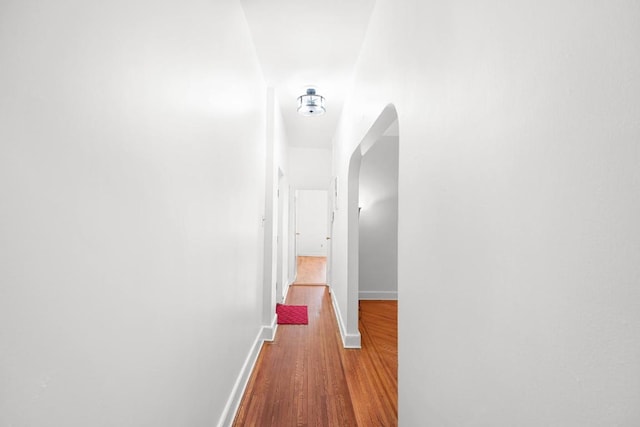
[358,290,398,300]
[282,280,294,303]
[216,316,277,427]
[261,314,278,342]
[329,287,361,349]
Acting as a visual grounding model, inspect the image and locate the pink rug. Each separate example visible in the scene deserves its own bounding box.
[276,303,308,325]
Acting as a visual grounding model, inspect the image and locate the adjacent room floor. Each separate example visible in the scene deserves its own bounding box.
[294,256,327,285]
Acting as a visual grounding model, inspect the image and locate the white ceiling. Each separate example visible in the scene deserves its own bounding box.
[240,0,376,149]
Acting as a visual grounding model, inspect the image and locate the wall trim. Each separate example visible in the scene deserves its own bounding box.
[261,314,278,342]
[282,279,294,303]
[216,315,277,427]
[358,290,398,300]
[329,285,361,349]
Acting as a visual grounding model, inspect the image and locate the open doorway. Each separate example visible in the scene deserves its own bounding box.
[358,126,399,300]
[294,189,328,284]
[344,104,399,348]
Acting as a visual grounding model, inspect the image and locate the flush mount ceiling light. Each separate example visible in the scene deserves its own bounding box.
[297,88,326,116]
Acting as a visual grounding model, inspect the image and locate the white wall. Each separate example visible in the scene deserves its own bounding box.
[331,0,640,425]
[287,147,332,190]
[0,1,268,425]
[274,97,291,302]
[359,136,399,299]
[261,89,290,319]
[266,92,290,305]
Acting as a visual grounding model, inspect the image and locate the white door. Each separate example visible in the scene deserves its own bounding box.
[296,190,328,256]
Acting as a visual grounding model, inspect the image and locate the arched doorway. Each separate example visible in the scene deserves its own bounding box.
[345,104,399,345]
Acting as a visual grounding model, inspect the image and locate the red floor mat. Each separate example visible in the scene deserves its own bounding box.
[276,303,308,325]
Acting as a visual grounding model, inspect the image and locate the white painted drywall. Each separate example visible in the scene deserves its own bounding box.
[261,89,290,321]
[0,1,268,425]
[276,170,290,302]
[358,136,399,299]
[287,147,332,190]
[274,99,290,303]
[331,0,640,425]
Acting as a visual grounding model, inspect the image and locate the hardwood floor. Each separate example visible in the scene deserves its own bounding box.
[294,256,327,285]
[343,300,398,426]
[233,286,397,426]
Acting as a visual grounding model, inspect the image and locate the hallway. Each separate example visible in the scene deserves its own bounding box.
[3,1,639,425]
[233,285,397,426]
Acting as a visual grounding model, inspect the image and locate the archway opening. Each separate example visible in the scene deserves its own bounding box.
[345,104,399,346]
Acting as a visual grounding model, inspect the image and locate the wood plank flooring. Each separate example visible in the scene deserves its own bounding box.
[343,300,398,426]
[233,285,397,426]
[294,256,327,285]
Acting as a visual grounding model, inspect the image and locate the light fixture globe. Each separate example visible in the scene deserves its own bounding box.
[297,88,326,116]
